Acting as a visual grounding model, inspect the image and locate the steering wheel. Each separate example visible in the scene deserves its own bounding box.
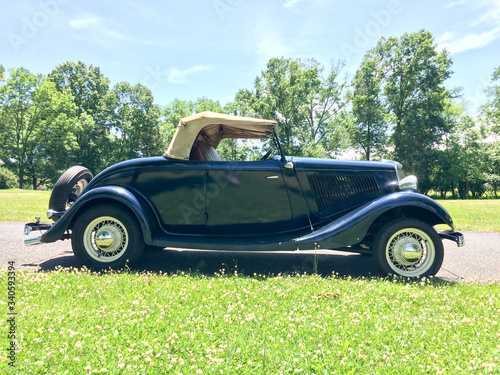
[261,149,273,161]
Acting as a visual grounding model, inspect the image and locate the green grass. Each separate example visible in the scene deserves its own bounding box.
[0,190,50,222]
[1,269,499,374]
[437,200,500,232]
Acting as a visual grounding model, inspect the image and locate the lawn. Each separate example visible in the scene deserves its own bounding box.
[0,190,50,222]
[1,269,499,374]
[437,200,500,232]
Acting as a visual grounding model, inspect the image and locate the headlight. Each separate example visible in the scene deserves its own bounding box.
[399,175,418,192]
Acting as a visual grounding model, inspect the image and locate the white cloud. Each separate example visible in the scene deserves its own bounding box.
[445,0,470,9]
[439,0,500,54]
[69,14,163,47]
[69,17,102,29]
[284,0,300,8]
[437,32,454,43]
[167,65,211,84]
[472,0,500,25]
[439,26,500,54]
[255,26,290,66]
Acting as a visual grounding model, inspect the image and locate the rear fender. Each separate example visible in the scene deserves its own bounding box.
[295,192,454,249]
[40,186,156,245]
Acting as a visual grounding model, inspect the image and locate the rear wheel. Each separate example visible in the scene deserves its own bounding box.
[49,166,93,214]
[373,219,444,278]
[71,204,144,270]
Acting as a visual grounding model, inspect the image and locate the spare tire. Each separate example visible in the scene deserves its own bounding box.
[49,166,93,213]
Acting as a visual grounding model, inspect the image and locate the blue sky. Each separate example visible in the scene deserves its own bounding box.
[1,0,499,114]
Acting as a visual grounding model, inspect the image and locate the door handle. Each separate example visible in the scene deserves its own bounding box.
[266,175,279,179]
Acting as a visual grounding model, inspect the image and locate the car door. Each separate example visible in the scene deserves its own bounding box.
[205,159,293,236]
[129,159,207,235]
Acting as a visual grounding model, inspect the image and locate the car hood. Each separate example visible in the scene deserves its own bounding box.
[289,156,401,172]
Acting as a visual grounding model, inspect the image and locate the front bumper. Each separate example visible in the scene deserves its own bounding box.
[438,230,465,247]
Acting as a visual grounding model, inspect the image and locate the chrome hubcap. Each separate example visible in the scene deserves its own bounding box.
[95,230,114,249]
[392,238,423,266]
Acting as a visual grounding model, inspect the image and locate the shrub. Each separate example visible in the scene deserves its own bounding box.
[0,167,18,189]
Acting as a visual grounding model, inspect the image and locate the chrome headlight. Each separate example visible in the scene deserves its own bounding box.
[399,175,418,192]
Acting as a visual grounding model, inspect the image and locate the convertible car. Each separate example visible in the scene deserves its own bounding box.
[25,111,463,277]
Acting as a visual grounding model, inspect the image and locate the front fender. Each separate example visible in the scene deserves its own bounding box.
[295,192,454,249]
[40,186,156,245]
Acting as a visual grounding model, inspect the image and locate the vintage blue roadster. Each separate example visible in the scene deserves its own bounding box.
[25,112,463,277]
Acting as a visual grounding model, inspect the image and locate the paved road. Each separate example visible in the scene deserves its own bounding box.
[1,222,499,282]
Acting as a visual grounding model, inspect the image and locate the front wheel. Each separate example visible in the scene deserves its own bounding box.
[373,219,444,278]
[71,204,144,270]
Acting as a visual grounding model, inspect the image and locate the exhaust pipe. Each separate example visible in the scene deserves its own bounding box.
[24,236,42,246]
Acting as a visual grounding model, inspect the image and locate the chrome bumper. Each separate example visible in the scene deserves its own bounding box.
[24,221,52,246]
[439,230,464,247]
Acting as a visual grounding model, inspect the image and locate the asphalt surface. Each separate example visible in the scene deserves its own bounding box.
[1,222,499,282]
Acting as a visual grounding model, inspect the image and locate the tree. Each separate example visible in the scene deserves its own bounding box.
[0,167,18,189]
[0,68,77,188]
[481,66,500,195]
[48,61,111,173]
[351,53,387,160]
[26,80,79,189]
[434,102,487,198]
[106,82,165,163]
[482,66,500,134]
[484,141,500,197]
[0,68,44,188]
[376,30,453,192]
[244,57,348,157]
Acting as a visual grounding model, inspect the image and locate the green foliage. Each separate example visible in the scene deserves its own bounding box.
[0,167,18,189]
[106,82,165,164]
[0,68,78,189]
[376,30,453,193]
[484,141,500,197]
[482,66,500,134]
[48,61,112,174]
[350,53,388,160]
[430,98,500,199]
[0,67,43,188]
[241,57,348,157]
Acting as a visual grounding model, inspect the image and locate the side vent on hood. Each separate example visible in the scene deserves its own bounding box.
[307,173,380,214]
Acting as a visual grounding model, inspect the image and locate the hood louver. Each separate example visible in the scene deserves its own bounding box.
[308,173,380,214]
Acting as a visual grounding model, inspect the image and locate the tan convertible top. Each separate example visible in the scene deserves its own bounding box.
[165,111,278,160]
